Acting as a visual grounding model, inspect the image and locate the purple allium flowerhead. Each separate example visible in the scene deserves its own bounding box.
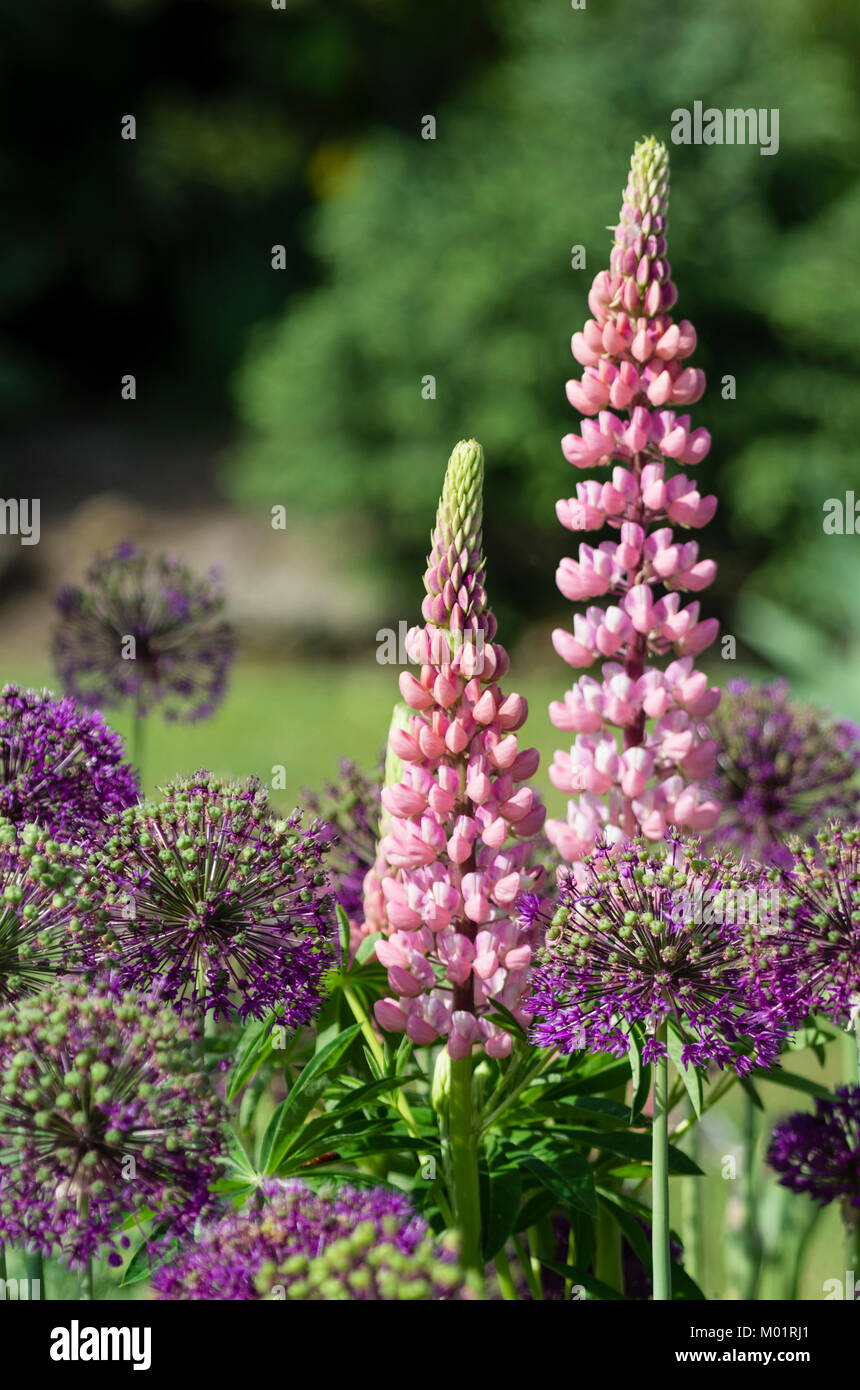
[0,978,225,1269]
[525,836,789,1072]
[152,1179,462,1301]
[302,758,382,923]
[767,1086,860,1227]
[780,822,860,1027]
[52,544,235,723]
[86,771,336,1025]
[0,685,139,842]
[706,680,860,868]
[0,821,96,1001]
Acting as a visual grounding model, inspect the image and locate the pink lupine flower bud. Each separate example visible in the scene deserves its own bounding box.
[363,441,546,1056]
[547,138,721,859]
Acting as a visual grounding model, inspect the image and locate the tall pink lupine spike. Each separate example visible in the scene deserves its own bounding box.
[365,439,546,1058]
[547,137,721,861]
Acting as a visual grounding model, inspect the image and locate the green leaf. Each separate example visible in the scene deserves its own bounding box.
[670,1259,706,1301]
[751,1066,833,1099]
[575,1130,703,1176]
[335,904,351,971]
[522,1146,597,1218]
[537,1257,625,1301]
[666,1023,703,1117]
[570,1060,632,1095]
[481,1159,523,1261]
[260,1023,362,1173]
[627,1029,651,1121]
[225,1014,278,1101]
[596,1190,651,1271]
[738,1073,765,1110]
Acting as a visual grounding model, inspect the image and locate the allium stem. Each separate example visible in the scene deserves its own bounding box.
[445,1055,483,1289]
[132,701,145,787]
[651,1024,672,1301]
[493,1246,518,1301]
[595,1199,623,1294]
[842,1025,860,1087]
[25,1249,43,1297]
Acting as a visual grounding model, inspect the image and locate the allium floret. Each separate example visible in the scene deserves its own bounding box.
[0,820,95,1001]
[0,978,225,1268]
[86,771,336,1024]
[527,837,788,1072]
[0,685,138,841]
[780,822,860,1026]
[152,1179,462,1301]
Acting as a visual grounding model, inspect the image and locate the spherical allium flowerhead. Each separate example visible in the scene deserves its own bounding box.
[767,1086,860,1225]
[87,771,336,1024]
[780,822,860,1026]
[0,685,139,841]
[0,978,225,1269]
[526,836,788,1072]
[52,544,235,722]
[707,680,860,868]
[303,758,381,924]
[152,1179,462,1301]
[0,821,96,1002]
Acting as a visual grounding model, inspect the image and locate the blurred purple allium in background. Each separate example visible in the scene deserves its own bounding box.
[303,758,382,923]
[768,1086,860,1223]
[707,679,860,868]
[52,543,235,723]
[0,978,224,1269]
[86,771,335,1025]
[0,685,138,841]
[152,1179,461,1300]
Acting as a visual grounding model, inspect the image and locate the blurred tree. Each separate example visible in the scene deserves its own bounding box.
[228,0,860,662]
[0,0,499,427]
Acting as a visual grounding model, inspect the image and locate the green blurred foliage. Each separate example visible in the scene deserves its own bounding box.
[229,0,860,670]
[0,0,499,425]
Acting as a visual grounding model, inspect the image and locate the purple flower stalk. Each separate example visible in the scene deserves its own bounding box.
[526,837,788,1073]
[0,685,138,842]
[52,544,235,723]
[86,771,335,1024]
[152,1179,462,1300]
[0,821,95,1002]
[780,822,860,1027]
[768,1086,860,1225]
[707,679,860,868]
[0,978,225,1269]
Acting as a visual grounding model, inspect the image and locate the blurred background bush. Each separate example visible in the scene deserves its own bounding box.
[1,0,858,1302]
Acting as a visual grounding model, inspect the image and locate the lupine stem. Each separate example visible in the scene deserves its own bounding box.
[445,1055,483,1290]
[652,1025,672,1301]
